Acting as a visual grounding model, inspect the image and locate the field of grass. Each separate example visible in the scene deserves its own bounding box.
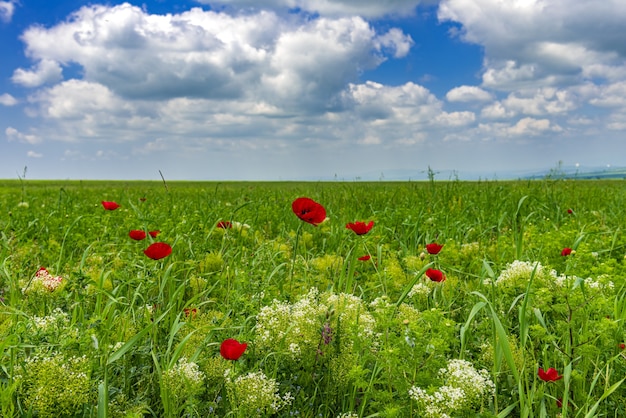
[1,178,626,417]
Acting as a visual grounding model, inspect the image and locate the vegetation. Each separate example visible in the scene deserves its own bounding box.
[1,178,626,417]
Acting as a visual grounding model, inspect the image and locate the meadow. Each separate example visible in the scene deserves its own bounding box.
[1,178,626,417]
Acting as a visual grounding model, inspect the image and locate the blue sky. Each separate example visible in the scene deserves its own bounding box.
[1,0,625,180]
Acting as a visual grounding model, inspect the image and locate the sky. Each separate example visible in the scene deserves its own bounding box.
[1,0,625,181]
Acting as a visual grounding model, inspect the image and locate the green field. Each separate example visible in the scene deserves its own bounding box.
[1,179,626,417]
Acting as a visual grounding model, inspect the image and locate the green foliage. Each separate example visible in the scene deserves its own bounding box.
[1,179,626,416]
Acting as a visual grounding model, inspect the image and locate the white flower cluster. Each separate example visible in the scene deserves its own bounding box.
[408,282,431,298]
[31,308,69,332]
[255,288,325,359]
[486,260,544,287]
[369,295,392,311]
[409,359,494,417]
[228,371,292,413]
[23,267,64,294]
[166,357,205,385]
[325,292,377,341]
[255,288,379,359]
[440,359,495,401]
[550,271,614,291]
[336,413,359,418]
[231,221,250,231]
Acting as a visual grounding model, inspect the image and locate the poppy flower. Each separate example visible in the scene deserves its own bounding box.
[217,220,232,229]
[567,208,573,214]
[358,255,371,261]
[220,338,247,360]
[346,221,374,235]
[129,230,147,241]
[619,343,625,350]
[148,230,160,238]
[538,367,563,382]
[292,197,327,226]
[425,242,443,255]
[561,247,572,256]
[144,242,172,260]
[102,201,120,210]
[425,268,446,282]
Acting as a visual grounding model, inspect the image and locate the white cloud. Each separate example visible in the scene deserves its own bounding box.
[435,111,476,126]
[12,59,63,87]
[6,127,41,144]
[481,60,540,90]
[481,102,514,119]
[439,0,626,90]
[446,85,493,102]
[589,81,626,107]
[0,93,17,106]
[27,151,43,158]
[0,1,15,22]
[508,117,562,136]
[17,4,412,114]
[195,0,426,18]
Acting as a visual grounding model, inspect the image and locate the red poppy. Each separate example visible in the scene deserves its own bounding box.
[292,197,327,226]
[149,230,160,238]
[220,338,247,360]
[538,367,563,382]
[102,201,120,210]
[129,230,147,241]
[425,242,443,255]
[619,343,625,350]
[561,247,572,256]
[217,221,232,229]
[346,221,374,235]
[358,255,371,261]
[425,268,446,282]
[567,208,573,214]
[144,242,172,260]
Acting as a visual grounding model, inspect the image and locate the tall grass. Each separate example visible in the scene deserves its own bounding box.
[1,179,626,416]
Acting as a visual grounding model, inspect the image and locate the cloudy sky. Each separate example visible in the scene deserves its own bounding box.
[1,0,625,180]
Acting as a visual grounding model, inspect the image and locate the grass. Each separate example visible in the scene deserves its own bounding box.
[1,178,626,417]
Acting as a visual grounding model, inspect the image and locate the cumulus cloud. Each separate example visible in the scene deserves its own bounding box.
[589,81,626,107]
[6,127,41,144]
[0,1,15,22]
[481,87,579,121]
[439,0,626,90]
[12,59,63,87]
[16,3,412,114]
[0,93,17,106]
[27,151,43,158]
[508,117,562,136]
[446,86,493,102]
[195,0,426,18]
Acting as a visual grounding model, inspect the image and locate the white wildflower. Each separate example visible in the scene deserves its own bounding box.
[495,260,544,287]
[408,282,431,298]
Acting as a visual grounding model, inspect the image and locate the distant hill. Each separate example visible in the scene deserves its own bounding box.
[323,165,626,182]
[523,166,626,180]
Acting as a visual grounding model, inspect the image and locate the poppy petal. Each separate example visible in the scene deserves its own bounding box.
[144,242,172,260]
[220,338,247,360]
[102,201,120,210]
[292,197,327,226]
[129,230,147,240]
